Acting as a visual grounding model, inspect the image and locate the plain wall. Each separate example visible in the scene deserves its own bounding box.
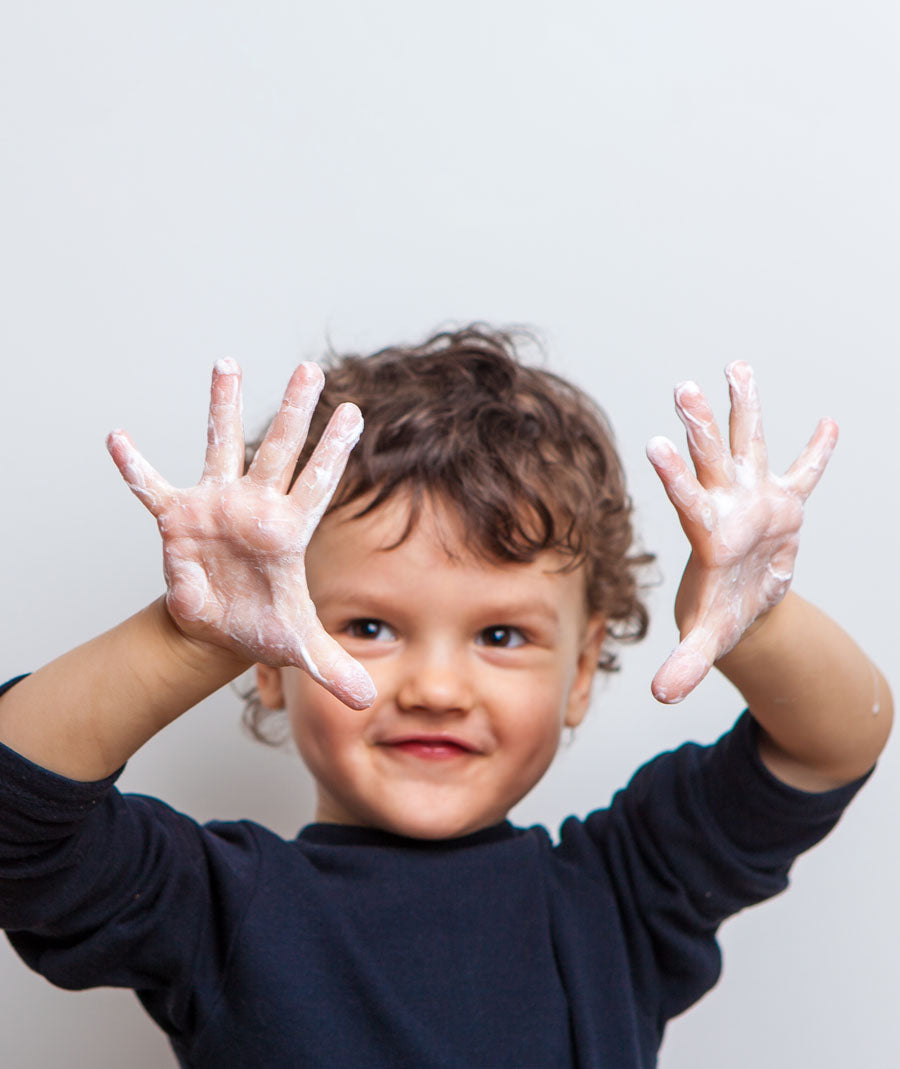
[1,2,897,1066]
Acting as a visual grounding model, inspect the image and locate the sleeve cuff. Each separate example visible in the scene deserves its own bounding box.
[704,710,873,856]
[0,675,124,812]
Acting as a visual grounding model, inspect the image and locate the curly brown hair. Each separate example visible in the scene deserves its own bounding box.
[240,325,653,744]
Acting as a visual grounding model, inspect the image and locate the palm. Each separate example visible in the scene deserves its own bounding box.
[106,359,376,710]
[647,362,837,704]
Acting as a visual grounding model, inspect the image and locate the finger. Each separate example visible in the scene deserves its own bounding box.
[106,429,176,517]
[726,361,768,474]
[201,358,245,484]
[646,436,712,530]
[674,380,735,487]
[248,363,325,490]
[782,418,839,501]
[290,402,364,525]
[163,557,210,621]
[293,625,377,710]
[650,627,719,704]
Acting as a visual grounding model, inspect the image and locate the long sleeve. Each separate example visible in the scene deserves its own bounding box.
[548,710,871,1058]
[0,687,261,1047]
[0,675,874,1067]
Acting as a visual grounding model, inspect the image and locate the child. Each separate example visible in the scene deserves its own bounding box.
[0,327,891,1067]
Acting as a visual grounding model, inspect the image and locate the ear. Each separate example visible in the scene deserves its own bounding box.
[255,664,286,710]
[564,615,607,729]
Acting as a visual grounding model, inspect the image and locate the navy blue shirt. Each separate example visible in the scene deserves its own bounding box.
[0,677,868,1067]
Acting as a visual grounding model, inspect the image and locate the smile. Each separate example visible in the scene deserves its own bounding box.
[379,737,478,761]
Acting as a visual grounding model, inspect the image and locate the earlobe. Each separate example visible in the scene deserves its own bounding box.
[255,664,286,710]
[564,698,590,730]
[565,615,607,728]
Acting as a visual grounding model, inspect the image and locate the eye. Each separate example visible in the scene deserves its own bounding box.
[345,619,397,642]
[476,626,527,649]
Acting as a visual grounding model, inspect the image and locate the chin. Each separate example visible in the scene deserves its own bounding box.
[377,806,500,841]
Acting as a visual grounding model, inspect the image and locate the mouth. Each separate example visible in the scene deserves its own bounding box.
[379,736,479,761]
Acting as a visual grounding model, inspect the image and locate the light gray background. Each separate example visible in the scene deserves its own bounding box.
[1,2,897,1066]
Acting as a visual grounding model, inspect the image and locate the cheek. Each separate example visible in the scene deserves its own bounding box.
[284,676,359,767]
[496,675,569,755]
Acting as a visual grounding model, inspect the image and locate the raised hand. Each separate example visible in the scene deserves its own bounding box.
[646,361,838,704]
[106,359,376,710]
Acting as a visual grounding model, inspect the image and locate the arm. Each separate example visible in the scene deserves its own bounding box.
[0,359,375,782]
[0,599,247,783]
[716,592,890,790]
[646,361,892,791]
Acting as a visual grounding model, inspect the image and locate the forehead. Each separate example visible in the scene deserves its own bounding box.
[307,493,589,617]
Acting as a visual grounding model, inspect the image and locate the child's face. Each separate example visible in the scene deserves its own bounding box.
[256,495,606,839]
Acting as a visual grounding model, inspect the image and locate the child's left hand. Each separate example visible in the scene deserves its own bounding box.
[646,362,838,704]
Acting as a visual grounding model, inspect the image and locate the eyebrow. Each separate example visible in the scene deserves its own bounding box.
[317,586,562,626]
[473,599,561,624]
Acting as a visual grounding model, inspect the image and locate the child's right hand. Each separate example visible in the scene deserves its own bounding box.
[106,360,376,710]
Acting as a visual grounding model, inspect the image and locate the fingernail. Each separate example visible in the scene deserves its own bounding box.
[335,403,364,445]
[674,381,701,403]
[645,436,675,463]
[300,362,325,385]
[725,360,751,379]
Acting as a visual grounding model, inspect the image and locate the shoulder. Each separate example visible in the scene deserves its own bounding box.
[550,710,868,888]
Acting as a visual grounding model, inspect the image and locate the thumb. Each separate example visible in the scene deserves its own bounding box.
[651,627,718,704]
[291,624,377,710]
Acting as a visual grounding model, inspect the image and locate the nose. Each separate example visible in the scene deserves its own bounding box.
[395,640,474,717]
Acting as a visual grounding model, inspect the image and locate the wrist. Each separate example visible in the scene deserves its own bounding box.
[714,592,795,677]
[149,596,253,682]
